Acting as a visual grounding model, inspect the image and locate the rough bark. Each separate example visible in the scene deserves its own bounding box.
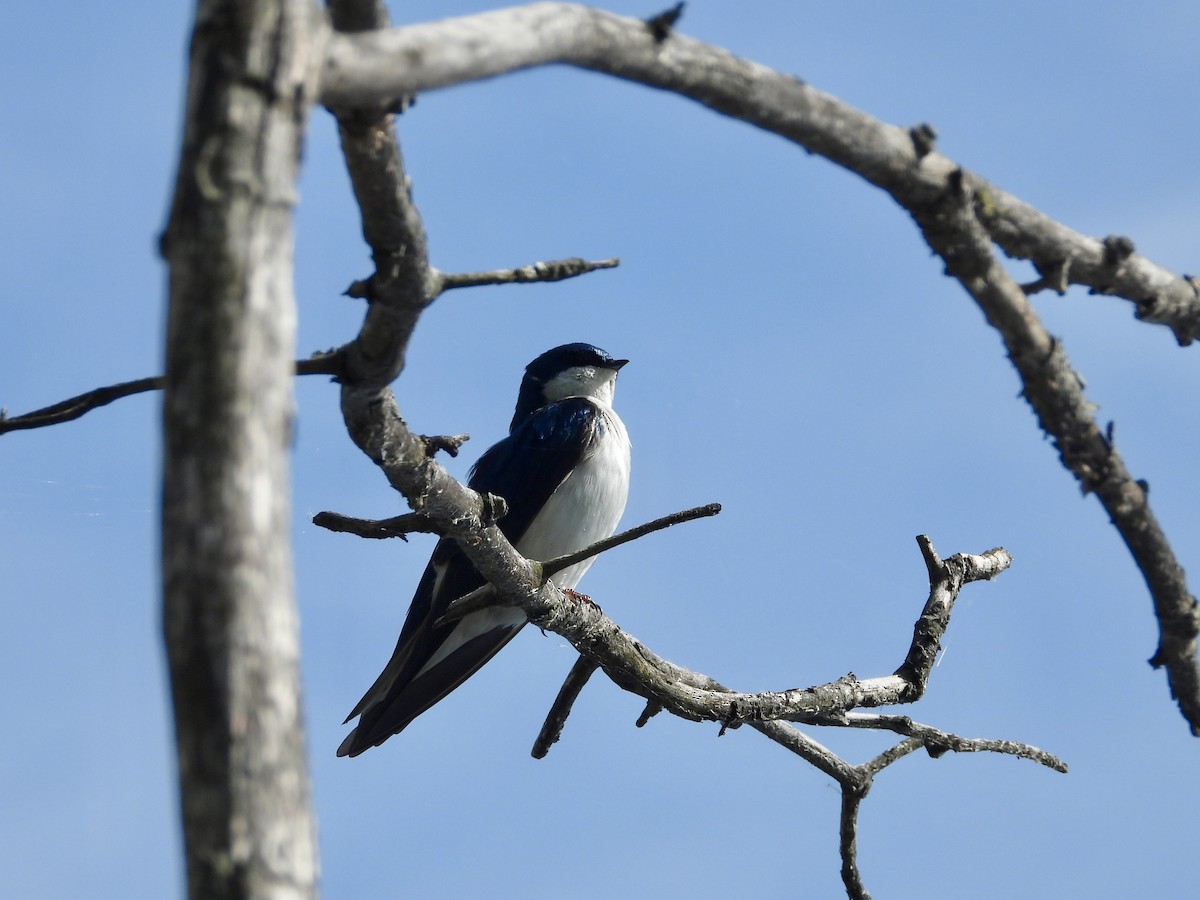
[160,1,324,897]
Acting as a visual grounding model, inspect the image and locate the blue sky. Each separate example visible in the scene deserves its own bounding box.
[3,2,1199,898]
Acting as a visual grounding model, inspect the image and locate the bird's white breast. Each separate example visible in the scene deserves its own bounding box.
[413,403,629,680]
[516,403,631,590]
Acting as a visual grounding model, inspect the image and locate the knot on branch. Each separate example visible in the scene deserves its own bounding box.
[946,166,967,199]
[814,673,865,715]
[646,2,686,42]
[1102,235,1135,267]
[478,491,508,526]
[419,432,469,458]
[334,98,415,140]
[344,276,373,300]
[909,122,938,160]
[636,700,664,728]
[913,170,998,287]
[719,701,744,736]
[1051,422,1120,497]
[921,735,952,759]
[1022,257,1072,296]
[1148,598,1200,671]
[1138,275,1200,347]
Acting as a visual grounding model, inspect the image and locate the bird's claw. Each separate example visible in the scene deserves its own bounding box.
[562,588,600,611]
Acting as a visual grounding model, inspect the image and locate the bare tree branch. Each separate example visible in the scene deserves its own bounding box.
[318,3,1200,346]
[326,0,434,392]
[542,502,721,578]
[417,432,471,457]
[635,699,664,727]
[525,503,723,757]
[908,174,1200,735]
[0,356,341,436]
[312,510,437,540]
[826,714,1067,772]
[839,785,871,900]
[862,738,924,777]
[0,376,163,434]
[436,523,1061,857]
[532,655,599,759]
[435,256,619,291]
[747,720,858,784]
[894,537,1013,700]
[828,709,1066,899]
[441,536,1013,733]
[342,255,619,300]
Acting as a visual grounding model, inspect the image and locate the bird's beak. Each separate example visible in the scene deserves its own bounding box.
[610,358,630,371]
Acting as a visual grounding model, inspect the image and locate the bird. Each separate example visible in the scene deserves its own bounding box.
[338,343,631,756]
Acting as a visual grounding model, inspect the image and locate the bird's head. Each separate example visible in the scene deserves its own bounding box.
[511,343,628,431]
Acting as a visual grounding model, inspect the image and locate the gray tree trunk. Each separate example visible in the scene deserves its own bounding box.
[160,1,323,896]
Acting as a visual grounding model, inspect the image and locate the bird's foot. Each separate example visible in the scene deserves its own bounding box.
[562,588,600,611]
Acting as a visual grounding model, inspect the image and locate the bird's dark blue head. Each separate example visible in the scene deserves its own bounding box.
[510,343,629,431]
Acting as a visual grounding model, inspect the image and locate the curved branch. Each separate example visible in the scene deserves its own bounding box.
[0,376,163,434]
[0,355,342,436]
[910,175,1200,735]
[319,2,1200,346]
[325,0,434,390]
[446,535,1013,731]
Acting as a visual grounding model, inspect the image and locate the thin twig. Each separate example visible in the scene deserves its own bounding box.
[438,503,721,624]
[541,502,721,577]
[531,655,599,758]
[635,700,663,726]
[894,538,1012,700]
[747,721,859,784]
[839,783,872,900]
[419,432,469,458]
[825,713,1068,773]
[312,510,437,540]
[0,375,162,434]
[862,738,924,776]
[436,257,619,291]
[0,355,342,436]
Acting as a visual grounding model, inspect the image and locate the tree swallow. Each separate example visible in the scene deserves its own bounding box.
[338,343,631,756]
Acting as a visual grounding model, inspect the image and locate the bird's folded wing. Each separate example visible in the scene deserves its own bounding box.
[338,398,603,755]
